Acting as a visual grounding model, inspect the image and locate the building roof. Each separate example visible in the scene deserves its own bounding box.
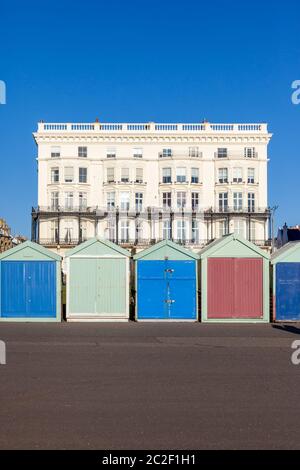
[133,239,199,260]
[0,240,62,260]
[271,241,300,263]
[286,228,300,241]
[65,237,131,258]
[199,233,270,259]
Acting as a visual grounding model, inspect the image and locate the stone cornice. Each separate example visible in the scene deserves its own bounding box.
[33,133,272,145]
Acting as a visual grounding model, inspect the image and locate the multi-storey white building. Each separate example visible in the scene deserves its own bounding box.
[32,121,272,254]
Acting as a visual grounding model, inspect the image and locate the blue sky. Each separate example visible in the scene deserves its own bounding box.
[0,0,299,237]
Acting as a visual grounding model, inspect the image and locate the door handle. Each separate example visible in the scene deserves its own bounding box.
[164,269,174,273]
[164,299,175,303]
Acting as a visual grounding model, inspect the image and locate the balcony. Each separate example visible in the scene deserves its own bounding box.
[103,180,146,186]
[205,206,270,216]
[100,238,210,248]
[159,152,203,159]
[38,236,272,250]
[160,179,172,184]
[32,206,97,214]
[159,180,202,186]
[39,238,88,247]
[103,180,116,185]
[214,151,258,159]
[33,205,271,218]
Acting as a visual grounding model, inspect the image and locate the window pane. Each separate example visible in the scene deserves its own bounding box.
[51,168,59,183]
[133,148,143,158]
[79,192,87,209]
[191,219,199,243]
[189,147,199,157]
[136,168,143,183]
[248,193,255,212]
[233,167,243,182]
[135,193,143,212]
[177,220,186,241]
[79,220,87,241]
[135,220,143,240]
[64,192,73,209]
[163,220,171,240]
[107,167,115,182]
[248,168,255,183]
[79,167,87,183]
[219,220,229,237]
[162,192,172,208]
[78,146,87,158]
[121,168,129,182]
[162,168,172,183]
[176,167,186,183]
[177,192,186,208]
[107,192,115,210]
[107,219,116,241]
[244,147,256,158]
[120,192,130,211]
[51,146,61,158]
[217,148,227,158]
[64,225,73,243]
[218,168,228,183]
[233,192,243,210]
[120,220,130,242]
[107,148,116,158]
[191,168,199,183]
[162,148,172,157]
[234,219,245,237]
[219,192,228,211]
[248,221,256,241]
[51,192,59,209]
[64,167,74,183]
[191,192,199,210]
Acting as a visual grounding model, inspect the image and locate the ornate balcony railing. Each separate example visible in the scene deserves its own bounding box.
[32,206,271,216]
[38,236,271,249]
[158,152,203,159]
[38,238,88,247]
[38,237,211,248]
[214,151,258,159]
[205,207,271,215]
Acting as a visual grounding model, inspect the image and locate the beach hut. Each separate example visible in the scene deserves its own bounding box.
[134,239,199,321]
[271,242,300,321]
[0,241,61,321]
[65,238,130,321]
[199,234,269,323]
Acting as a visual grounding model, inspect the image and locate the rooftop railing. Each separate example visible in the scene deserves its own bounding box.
[37,122,269,133]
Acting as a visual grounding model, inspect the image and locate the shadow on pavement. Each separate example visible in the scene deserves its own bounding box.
[272,324,300,335]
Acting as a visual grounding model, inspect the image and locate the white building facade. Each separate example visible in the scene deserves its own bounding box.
[32,121,272,254]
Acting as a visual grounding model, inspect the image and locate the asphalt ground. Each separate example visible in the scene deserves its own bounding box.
[0,322,300,449]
